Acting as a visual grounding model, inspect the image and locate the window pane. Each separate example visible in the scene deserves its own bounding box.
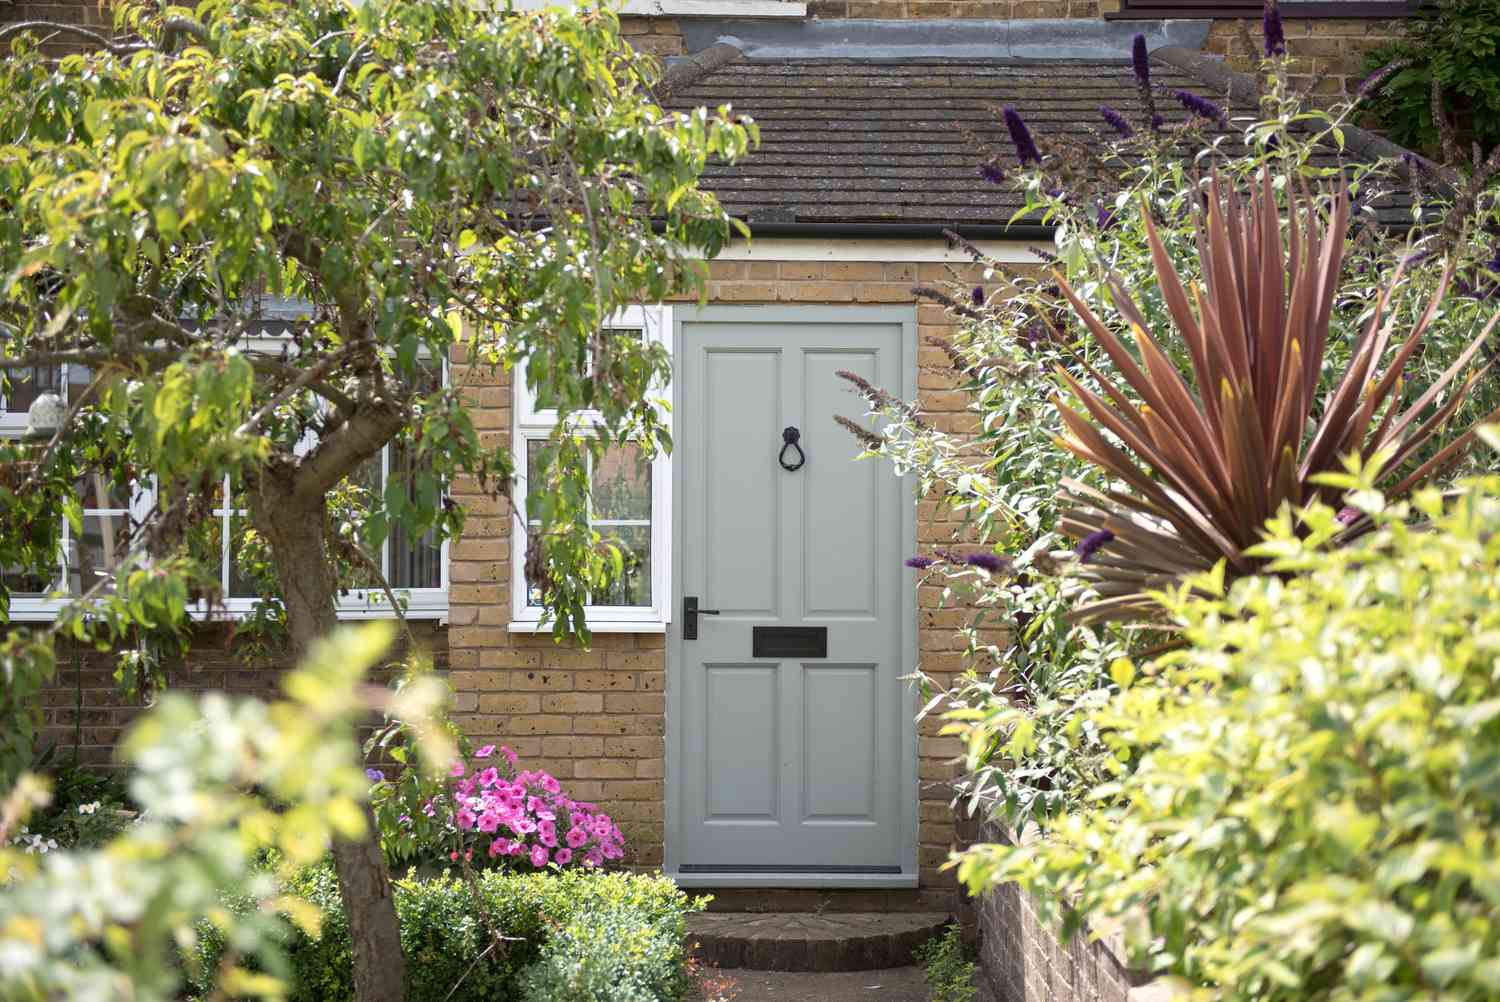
[67,512,129,595]
[531,328,643,412]
[595,525,651,607]
[227,514,262,598]
[77,471,132,512]
[2,563,56,596]
[592,444,650,521]
[3,366,61,414]
[386,441,442,590]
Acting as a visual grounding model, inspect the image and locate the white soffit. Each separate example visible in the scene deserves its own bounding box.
[715,237,1045,264]
[505,0,808,16]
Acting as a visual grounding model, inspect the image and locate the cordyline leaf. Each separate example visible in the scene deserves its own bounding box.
[1054,167,1499,624]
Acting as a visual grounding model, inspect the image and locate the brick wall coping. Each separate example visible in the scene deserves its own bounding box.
[677,15,1211,60]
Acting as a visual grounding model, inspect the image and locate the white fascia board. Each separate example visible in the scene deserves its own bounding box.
[505,0,807,16]
[714,236,1045,264]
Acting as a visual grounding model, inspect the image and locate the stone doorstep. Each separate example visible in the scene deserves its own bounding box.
[686,911,952,973]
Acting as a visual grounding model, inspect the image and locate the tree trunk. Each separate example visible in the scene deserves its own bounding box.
[251,475,408,1002]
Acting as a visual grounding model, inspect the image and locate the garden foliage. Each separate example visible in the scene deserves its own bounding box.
[189,864,705,1002]
[0,622,452,1002]
[1364,0,1500,159]
[956,468,1500,1001]
[853,32,1500,828]
[1055,168,1498,623]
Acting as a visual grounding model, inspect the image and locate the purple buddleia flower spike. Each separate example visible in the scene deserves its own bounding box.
[1074,529,1114,563]
[963,552,1010,573]
[1175,89,1226,123]
[1263,0,1286,57]
[904,555,937,569]
[1150,112,1166,132]
[971,286,985,306]
[1131,34,1150,89]
[978,161,1006,185]
[1355,59,1409,104]
[1003,106,1041,167]
[1095,203,1118,231]
[1100,105,1133,138]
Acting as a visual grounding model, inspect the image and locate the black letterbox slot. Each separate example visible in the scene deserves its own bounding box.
[752,626,828,659]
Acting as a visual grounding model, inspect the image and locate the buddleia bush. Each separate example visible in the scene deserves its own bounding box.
[955,458,1500,1001]
[849,10,1500,828]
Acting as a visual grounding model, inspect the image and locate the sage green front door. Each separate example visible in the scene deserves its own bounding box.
[669,306,916,880]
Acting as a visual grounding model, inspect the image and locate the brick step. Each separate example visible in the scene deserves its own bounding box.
[687,911,951,972]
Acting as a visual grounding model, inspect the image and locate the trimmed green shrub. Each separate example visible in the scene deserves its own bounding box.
[956,468,1500,1001]
[189,865,705,1001]
[520,902,693,1002]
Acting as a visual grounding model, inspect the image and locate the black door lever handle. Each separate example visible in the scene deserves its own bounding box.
[683,596,720,640]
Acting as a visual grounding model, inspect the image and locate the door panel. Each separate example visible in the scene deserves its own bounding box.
[673,312,911,875]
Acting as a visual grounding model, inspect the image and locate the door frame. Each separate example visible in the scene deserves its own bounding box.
[663,304,920,889]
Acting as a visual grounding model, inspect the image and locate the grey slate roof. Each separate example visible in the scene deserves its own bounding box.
[665,57,1212,226]
[659,23,1428,231]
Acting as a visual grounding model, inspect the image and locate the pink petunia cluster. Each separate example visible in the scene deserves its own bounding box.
[445,744,625,869]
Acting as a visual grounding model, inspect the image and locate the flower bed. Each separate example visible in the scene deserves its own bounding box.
[189,866,706,1002]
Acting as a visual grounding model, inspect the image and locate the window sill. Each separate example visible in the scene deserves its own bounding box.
[509,620,667,634]
[4,594,449,624]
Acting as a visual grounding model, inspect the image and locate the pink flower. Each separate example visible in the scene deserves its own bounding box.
[539,773,562,795]
[510,817,537,836]
[477,812,501,834]
[554,847,573,865]
[501,745,518,766]
[489,838,513,857]
[474,745,496,758]
[450,851,460,861]
[565,827,589,849]
[456,807,477,830]
[478,767,500,788]
[449,760,466,778]
[583,848,604,867]
[530,844,549,868]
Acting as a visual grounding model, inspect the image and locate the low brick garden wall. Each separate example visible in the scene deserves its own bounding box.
[970,822,1172,1002]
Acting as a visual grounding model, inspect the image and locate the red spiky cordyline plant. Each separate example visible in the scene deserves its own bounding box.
[1053,169,1500,623]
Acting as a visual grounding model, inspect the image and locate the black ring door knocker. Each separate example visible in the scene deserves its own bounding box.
[779,426,806,472]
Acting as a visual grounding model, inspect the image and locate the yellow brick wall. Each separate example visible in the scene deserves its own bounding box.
[445,256,996,893]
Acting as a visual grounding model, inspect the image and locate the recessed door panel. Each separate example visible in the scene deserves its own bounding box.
[803,349,879,618]
[705,349,780,616]
[802,664,878,822]
[705,665,780,821]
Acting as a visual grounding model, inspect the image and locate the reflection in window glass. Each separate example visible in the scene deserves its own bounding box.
[524,440,651,609]
[0,366,61,415]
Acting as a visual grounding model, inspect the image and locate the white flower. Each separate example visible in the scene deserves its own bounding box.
[78,801,100,816]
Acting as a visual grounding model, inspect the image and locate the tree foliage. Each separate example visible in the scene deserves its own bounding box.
[0,1,752,996]
[0,622,452,1002]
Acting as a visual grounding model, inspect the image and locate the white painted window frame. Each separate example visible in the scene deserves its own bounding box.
[1,321,450,623]
[510,305,673,633]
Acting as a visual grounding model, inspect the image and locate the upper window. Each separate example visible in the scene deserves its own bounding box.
[1109,0,1413,16]
[510,306,672,633]
[1,333,449,622]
